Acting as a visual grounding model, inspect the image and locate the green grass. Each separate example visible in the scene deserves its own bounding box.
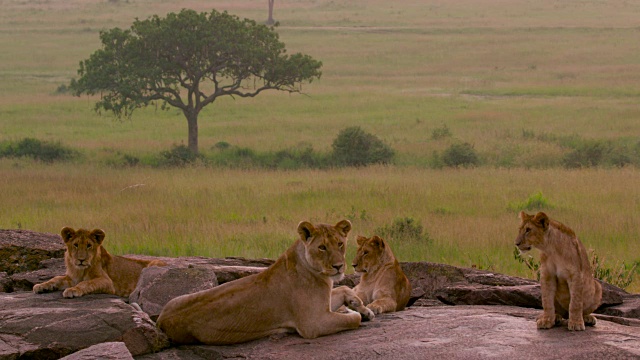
[1,0,640,291]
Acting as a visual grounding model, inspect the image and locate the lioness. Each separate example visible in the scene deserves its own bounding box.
[515,211,602,331]
[33,227,166,298]
[351,235,411,314]
[157,220,373,345]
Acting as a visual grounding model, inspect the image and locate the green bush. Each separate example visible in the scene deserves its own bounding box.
[441,142,479,167]
[331,126,394,167]
[591,252,638,290]
[431,124,452,140]
[509,191,554,211]
[375,217,431,243]
[0,138,77,162]
[562,140,611,168]
[159,144,202,167]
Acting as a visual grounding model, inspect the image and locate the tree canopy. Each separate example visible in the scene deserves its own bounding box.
[70,9,322,153]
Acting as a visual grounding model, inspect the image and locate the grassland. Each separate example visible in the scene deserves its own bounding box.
[1,0,639,291]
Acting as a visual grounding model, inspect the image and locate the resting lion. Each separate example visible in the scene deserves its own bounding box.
[515,211,602,331]
[351,235,411,314]
[33,227,166,298]
[157,220,374,345]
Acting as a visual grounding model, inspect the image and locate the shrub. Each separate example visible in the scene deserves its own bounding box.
[513,247,540,281]
[159,144,202,167]
[562,140,611,168]
[591,252,637,290]
[508,191,554,211]
[431,124,452,140]
[272,143,326,170]
[0,138,77,162]
[105,152,140,167]
[375,217,431,243]
[441,142,479,167]
[331,126,394,167]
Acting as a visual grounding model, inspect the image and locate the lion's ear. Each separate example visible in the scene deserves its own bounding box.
[533,212,549,230]
[335,220,352,236]
[60,227,75,243]
[356,236,368,246]
[518,211,528,221]
[90,229,106,244]
[297,221,315,243]
[371,235,386,249]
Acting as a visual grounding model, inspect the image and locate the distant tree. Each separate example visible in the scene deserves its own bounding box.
[70,9,322,154]
[266,0,276,25]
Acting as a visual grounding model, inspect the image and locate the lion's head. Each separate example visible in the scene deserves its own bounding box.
[297,220,351,282]
[515,211,549,252]
[352,235,390,275]
[61,227,105,269]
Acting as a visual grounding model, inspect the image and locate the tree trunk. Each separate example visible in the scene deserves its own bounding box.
[187,111,199,154]
[266,0,275,25]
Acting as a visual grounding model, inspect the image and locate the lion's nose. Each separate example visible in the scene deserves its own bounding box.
[333,264,344,272]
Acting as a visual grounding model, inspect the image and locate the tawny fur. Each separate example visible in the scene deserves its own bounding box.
[157,220,373,345]
[516,211,602,331]
[33,227,166,298]
[351,235,411,314]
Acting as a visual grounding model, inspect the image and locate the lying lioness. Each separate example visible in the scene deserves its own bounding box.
[33,227,166,298]
[157,220,373,345]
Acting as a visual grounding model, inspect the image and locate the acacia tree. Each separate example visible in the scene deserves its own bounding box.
[70,9,322,154]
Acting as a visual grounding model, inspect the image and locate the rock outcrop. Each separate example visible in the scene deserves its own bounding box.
[137,306,640,360]
[1,229,639,359]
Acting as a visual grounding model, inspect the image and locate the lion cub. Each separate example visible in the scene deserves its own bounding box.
[157,220,373,345]
[33,227,166,298]
[515,212,602,331]
[351,235,411,314]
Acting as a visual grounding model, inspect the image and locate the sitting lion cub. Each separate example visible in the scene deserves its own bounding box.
[351,235,411,314]
[157,220,373,345]
[33,227,166,298]
[515,211,602,331]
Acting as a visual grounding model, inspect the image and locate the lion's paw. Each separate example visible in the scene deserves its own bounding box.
[367,303,384,315]
[32,283,47,294]
[536,314,556,329]
[583,314,597,327]
[62,287,84,298]
[567,319,586,331]
[360,307,375,322]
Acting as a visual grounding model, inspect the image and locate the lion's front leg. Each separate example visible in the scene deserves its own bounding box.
[537,270,558,329]
[567,274,586,331]
[367,297,398,315]
[62,277,115,298]
[33,275,73,294]
[296,310,362,339]
[331,286,374,321]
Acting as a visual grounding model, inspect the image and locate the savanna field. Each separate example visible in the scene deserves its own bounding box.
[1,0,639,291]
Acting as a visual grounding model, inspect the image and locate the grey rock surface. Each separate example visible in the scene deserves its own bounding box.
[130,265,219,321]
[135,305,640,360]
[60,342,133,360]
[0,292,169,359]
[0,229,64,275]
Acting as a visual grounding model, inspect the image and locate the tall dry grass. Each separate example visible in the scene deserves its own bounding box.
[2,161,638,289]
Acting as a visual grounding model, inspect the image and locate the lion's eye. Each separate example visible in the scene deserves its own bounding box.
[338,242,344,249]
[318,245,327,251]
[73,243,78,248]
[86,244,92,249]
[525,228,531,233]
[363,251,369,256]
